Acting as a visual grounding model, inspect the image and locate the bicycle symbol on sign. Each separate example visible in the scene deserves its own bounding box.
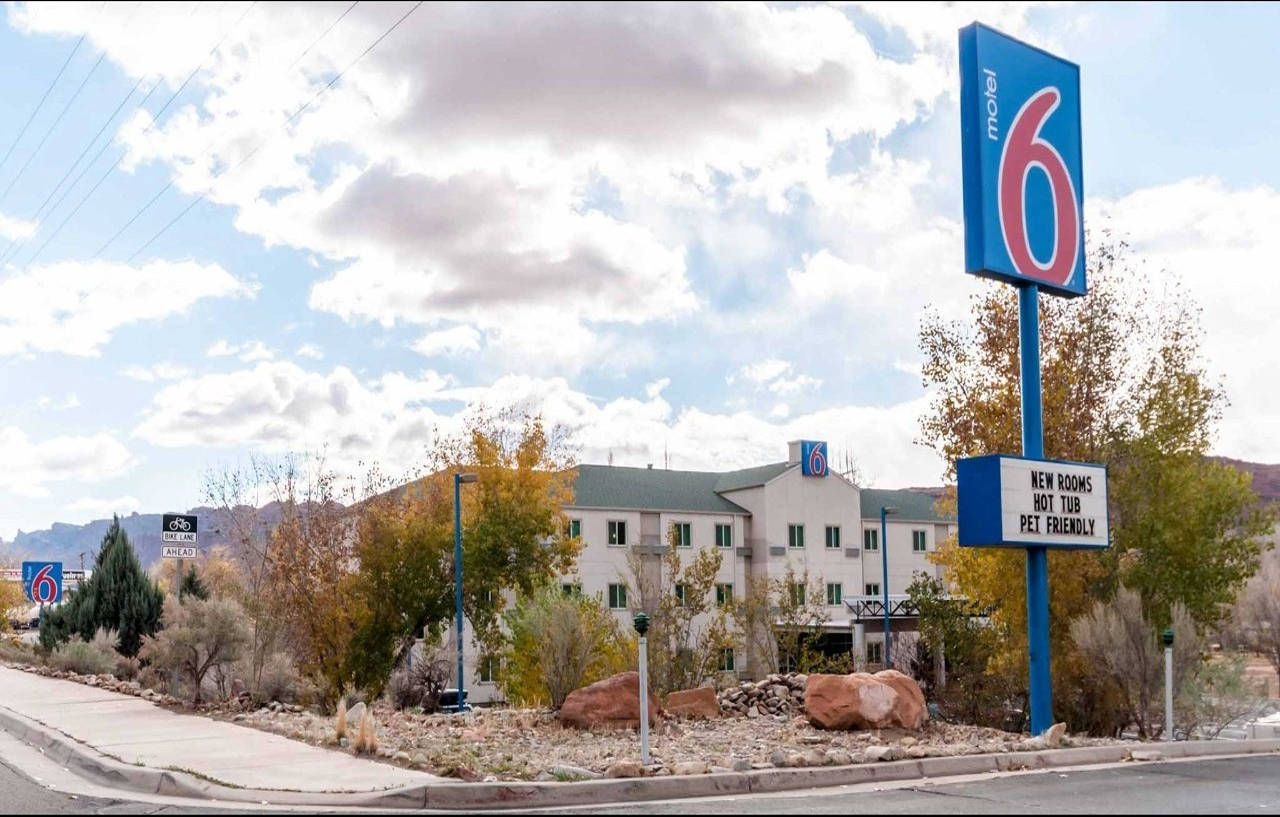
[168,517,191,532]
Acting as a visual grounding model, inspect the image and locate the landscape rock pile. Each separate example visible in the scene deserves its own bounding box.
[717,673,807,718]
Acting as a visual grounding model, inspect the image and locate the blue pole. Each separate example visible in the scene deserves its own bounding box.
[1019,283,1052,735]
[880,507,890,667]
[454,473,465,713]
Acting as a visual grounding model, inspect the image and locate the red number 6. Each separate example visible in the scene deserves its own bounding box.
[998,88,1080,287]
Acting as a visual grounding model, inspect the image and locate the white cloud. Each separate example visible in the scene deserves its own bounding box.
[0,212,37,241]
[738,359,792,385]
[120,362,191,382]
[732,359,822,397]
[133,362,943,486]
[295,343,324,360]
[412,326,482,358]
[36,394,80,411]
[0,427,133,497]
[206,339,274,362]
[1091,177,1280,463]
[0,259,255,357]
[9,2,959,364]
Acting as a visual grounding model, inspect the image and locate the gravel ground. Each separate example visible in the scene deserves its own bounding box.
[4,662,1133,782]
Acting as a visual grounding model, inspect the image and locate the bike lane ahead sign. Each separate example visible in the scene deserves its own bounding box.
[162,513,198,546]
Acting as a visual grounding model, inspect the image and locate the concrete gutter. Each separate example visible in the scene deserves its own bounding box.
[2,702,1278,811]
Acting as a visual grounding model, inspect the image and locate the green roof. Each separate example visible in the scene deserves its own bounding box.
[859,488,953,523]
[714,462,792,493]
[569,463,791,514]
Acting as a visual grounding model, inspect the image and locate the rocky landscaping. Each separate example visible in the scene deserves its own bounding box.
[2,661,1133,782]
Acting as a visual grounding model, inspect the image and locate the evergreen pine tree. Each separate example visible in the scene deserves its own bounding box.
[179,567,210,601]
[38,516,163,657]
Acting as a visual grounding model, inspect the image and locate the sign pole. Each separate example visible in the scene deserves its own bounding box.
[1019,283,1052,736]
[1163,628,1175,740]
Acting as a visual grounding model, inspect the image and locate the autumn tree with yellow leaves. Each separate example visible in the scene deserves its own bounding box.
[918,235,1273,731]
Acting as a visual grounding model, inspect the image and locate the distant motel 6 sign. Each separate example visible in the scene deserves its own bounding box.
[800,441,828,477]
[960,23,1085,298]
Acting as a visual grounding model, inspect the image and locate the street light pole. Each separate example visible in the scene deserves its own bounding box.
[880,506,898,667]
[454,472,478,713]
[1162,628,1175,741]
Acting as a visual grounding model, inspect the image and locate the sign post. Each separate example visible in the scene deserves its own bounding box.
[957,22,1098,736]
[633,612,651,765]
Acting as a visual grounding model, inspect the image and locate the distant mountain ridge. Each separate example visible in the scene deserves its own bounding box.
[2,505,289,569]
[1211,457,1280,504]
[6,458,1277,568]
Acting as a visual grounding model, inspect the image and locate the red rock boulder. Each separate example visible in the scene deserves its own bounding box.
[805,673,896,730]
[557,671,661,729]
[804,671,927,731]
[874,669,928,730]
[665,686,720,719]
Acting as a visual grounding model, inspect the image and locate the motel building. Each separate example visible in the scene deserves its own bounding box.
[456,441,956,705]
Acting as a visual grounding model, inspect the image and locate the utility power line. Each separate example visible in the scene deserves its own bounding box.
[95,1,359,259]
[126,1,421,264]
[0,36,85,178]
[20,2,259,267]
[0,51,107,206]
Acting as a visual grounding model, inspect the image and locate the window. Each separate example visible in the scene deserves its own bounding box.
[912,529,927,552]
[863,529,878,551]
[481,589,494,604]
[674,583,687,606]
[866,641,883,665]
[608,583,628,609]
[825,525,841,549]
[561,583,582,597]
[715,523,733,549]
[673,522,692,548]
[478,656,498,683]
[788,524,805,549]
[790,583,806,606]
[608,520,628,546]
[715,583,733,607]
[826,582,843,606]
[566,518,581,539]
[719,647,736,672]
[865,582,880,597]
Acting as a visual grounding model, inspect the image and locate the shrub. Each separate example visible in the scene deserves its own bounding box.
[1071,587,1199,738]
[254,651,302,705]
[140,596,251,703]
[500,584,633,708]
[387,646,450,712]
[50,629,118,675]
[0,636,39,666]
[114,654,141,681]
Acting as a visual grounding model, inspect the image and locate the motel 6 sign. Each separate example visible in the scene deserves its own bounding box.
[960,23,1085,298]
[800,440,828,477]
[22,561,62,605]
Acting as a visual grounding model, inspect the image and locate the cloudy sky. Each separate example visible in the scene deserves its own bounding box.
[1,1,1278,538]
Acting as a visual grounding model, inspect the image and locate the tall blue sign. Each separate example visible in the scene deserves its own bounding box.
[960,23,1085,298]
[800,441,828,477]
[957,22,1094,739]
[22,561,62,605]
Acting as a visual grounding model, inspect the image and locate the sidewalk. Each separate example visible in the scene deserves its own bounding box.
[0,665,440,793]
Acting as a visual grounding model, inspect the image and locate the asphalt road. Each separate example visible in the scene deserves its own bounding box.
[546,755,1280,815]
[0,744,1277,814]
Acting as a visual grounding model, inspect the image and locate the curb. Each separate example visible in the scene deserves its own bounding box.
[2,702,1278,811]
